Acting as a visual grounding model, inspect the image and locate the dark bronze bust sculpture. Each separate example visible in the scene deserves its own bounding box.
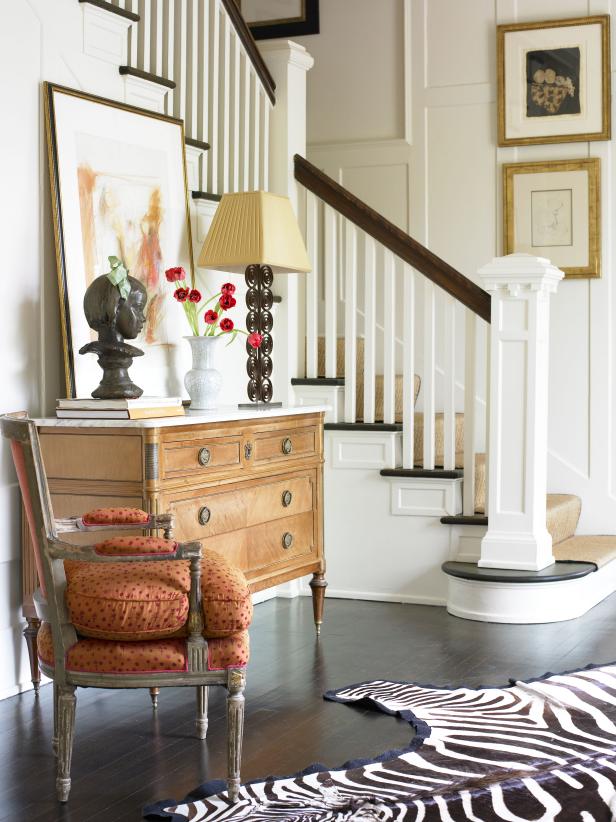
[79,257,147,399]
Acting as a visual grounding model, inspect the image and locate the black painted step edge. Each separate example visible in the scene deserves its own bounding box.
[442,559,596,584]
[292,377,345,386]
[185,137,211,152]
[381,468,463,479]
[79,0,139,22]
[326,422,402,432]
[441,515,488,526]
[192,191,222,202]
[119,66,176,89]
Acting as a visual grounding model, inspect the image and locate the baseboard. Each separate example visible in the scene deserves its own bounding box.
[318,588,446,607]
[0,677,51,702]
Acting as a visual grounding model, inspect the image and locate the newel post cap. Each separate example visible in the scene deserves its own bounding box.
[478,253,564,296]
[259,39,315,72]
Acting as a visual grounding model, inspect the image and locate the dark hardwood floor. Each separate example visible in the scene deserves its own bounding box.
[4,593,616,821]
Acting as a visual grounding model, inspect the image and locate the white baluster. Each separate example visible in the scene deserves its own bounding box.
[363,236,376,423]
[197,0,210,188]
[443,295,456,471]
[153,0,163,77]
[324,205,337,379]
[125,0,137,66]
[220,11,231,191]
[138,0,151,71]
[186,0,199,139]
[163,0,175,116]
[344,223,358,423]
[240,53,251,190]
[173,0,187,123]
[230,33,241,192]
[383,249,396,425]
[207,0,220,193]
[422,281,436,470]
[305,192,319,379]
[251,73,260,191]
[402,265,415,469]
[261,93,270,190]
[463,310,477,515]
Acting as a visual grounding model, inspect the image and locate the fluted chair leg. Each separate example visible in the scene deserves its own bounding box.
[196,685,208,739]
[149,687,159,709]
[226,672,245,803]
[56,686,76,802]
[52,681,59,756]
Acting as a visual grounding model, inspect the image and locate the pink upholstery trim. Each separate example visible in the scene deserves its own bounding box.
[10,441,46,596]
[81,518,154,528]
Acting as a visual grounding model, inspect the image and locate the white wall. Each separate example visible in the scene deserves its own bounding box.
[298,0,616,535]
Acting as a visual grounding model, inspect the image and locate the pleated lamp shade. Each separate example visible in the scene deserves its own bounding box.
[197,191,312,274]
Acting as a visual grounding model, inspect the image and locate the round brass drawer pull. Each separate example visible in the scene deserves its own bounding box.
[282,490,292,508]
[198,447,211,466]
[281,437,293,455]
[282,532,293,549]
[198,506,211,525]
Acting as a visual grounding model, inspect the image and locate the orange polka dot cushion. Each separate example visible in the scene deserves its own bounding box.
[63,552,251,642]
[37,622,248,672]
[64,559,190,641]
[94,536,177,556]
[82,507,150,526]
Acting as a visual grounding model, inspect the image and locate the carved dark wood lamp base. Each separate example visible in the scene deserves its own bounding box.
[197,190,312,409]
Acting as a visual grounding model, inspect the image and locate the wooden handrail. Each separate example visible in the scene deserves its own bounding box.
[220,0,276,105]
[294,155,491,323]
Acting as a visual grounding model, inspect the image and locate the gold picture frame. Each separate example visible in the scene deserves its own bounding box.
[497,15,611,146]
[503,157,601,279]
[44,82,195,398]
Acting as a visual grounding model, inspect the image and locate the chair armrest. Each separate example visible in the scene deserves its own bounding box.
[47,537,201,563]
[55,512,174,538]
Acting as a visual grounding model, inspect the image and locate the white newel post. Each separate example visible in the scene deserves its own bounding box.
[479,254,564,571]
[259,40,314,405]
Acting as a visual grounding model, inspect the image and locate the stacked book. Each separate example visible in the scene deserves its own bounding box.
[56,397,185,420]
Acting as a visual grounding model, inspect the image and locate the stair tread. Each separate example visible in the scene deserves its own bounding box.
[442,560,596,583]
[554,535,616,568]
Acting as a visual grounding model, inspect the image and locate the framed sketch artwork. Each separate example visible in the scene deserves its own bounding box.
[497,16,610,146]
[240,0,319,40]
[44,83,194,398]
[503,158,601,279]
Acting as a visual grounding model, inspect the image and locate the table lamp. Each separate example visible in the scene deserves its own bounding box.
[198,191,311,408]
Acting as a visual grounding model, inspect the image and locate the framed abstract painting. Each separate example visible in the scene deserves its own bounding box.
[44,83,194,398]
[497,16,611,146]
[503,157,601,279]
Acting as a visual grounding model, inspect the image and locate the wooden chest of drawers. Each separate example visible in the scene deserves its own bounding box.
[21,408,327,673]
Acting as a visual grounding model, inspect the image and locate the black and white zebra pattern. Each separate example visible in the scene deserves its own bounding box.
[144,664,616,821]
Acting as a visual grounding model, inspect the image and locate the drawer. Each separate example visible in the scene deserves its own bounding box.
[162,436,242,477]
[168,474,315,540]
[207,511,315,575]
[252,426,317,465]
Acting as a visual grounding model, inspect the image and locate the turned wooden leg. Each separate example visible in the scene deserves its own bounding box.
[52,681,59,756]
[226,671,245,803]
[23,617,41,695]
[149,687,160,709]
[309,572,327,636]
[196,685,208,739]
[56,686,76,803]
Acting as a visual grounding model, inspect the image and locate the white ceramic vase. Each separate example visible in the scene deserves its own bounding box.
[184,335,223,410]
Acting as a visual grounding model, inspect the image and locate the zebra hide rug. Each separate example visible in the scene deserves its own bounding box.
[144,663,616,821]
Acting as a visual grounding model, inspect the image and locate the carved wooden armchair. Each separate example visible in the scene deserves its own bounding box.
[1,413,251,803]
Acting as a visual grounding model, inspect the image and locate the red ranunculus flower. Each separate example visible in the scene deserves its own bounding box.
[247,332,263,349]
[204,309,218,324]
[219,318,234,332]
[219,293,236,310]
[165,266,186,282]
[174,287,190,302]
[221,282,236,294]
[188,289,202,303]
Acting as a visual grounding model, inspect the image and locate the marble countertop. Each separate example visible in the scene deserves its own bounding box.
[36,404,329,428]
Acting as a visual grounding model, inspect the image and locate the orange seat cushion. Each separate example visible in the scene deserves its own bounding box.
[37,622,249,673]
[82,507,150,526]
[94,536,177,556]
[64,552,252,642]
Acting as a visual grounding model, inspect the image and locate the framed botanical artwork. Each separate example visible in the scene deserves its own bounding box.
[497,15,611,146]
[503,157,601,279]
[240,0,319,40]
[44,83,194,398]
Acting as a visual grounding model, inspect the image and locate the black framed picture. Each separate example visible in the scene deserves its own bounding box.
[240,0,319,40]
